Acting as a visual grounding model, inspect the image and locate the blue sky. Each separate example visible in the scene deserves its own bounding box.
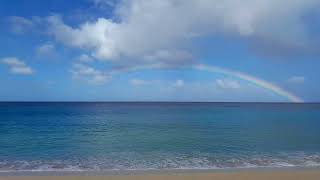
[0,0,319,102]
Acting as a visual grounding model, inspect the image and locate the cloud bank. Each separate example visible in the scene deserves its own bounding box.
[47,0,320,67]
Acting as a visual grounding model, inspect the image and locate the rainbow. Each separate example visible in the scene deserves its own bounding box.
[110,63,303,102]
[194,64,303,103]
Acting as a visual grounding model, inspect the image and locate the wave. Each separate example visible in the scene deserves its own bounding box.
[1,152,320,172]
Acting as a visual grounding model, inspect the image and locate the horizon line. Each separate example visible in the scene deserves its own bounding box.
[0,101,318,104]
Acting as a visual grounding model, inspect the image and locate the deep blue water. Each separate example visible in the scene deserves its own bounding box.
[0,102,320,172]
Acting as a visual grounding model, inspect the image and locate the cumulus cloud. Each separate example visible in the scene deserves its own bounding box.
[216,78,241,89]
[288,76,305,84]
[35,43,56,57]
[1,57,33,75]
[71,63,110,85]
[47,0,320,67]
[78,54,94,63]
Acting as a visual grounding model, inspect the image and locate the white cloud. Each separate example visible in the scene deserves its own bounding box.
[6,16,34,34]
[130,79,148,86]
[47,0,320,67]
[2,57,26,66]
[288,76,305,84]
[143,50,194,66]
[173,79,184,88]
[130,78,185,88]
[90,0,117,8]
[36,43,56,57]
[1,57,33,75]
[78,54,94,63]
[216,78,241,89]
[10,66,33,74]
[71,63,109,85]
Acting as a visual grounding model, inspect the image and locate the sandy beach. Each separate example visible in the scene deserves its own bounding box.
[1,169,320,180]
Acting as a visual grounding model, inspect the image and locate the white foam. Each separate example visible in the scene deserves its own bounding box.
[1,152,320,172]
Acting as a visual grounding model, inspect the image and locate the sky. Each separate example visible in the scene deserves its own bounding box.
[0,0,320,102]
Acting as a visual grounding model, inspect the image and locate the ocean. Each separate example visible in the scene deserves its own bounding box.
[0,102,320,173]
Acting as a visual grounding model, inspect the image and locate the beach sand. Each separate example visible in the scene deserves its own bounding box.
[0,169,320,180]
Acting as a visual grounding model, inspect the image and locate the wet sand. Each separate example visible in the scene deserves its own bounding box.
[0,169,320,180]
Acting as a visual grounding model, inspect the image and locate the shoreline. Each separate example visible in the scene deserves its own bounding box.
[0,166,319,176]
[0,168,319,180]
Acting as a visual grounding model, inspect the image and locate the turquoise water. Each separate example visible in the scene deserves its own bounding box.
[0,102,320,172]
